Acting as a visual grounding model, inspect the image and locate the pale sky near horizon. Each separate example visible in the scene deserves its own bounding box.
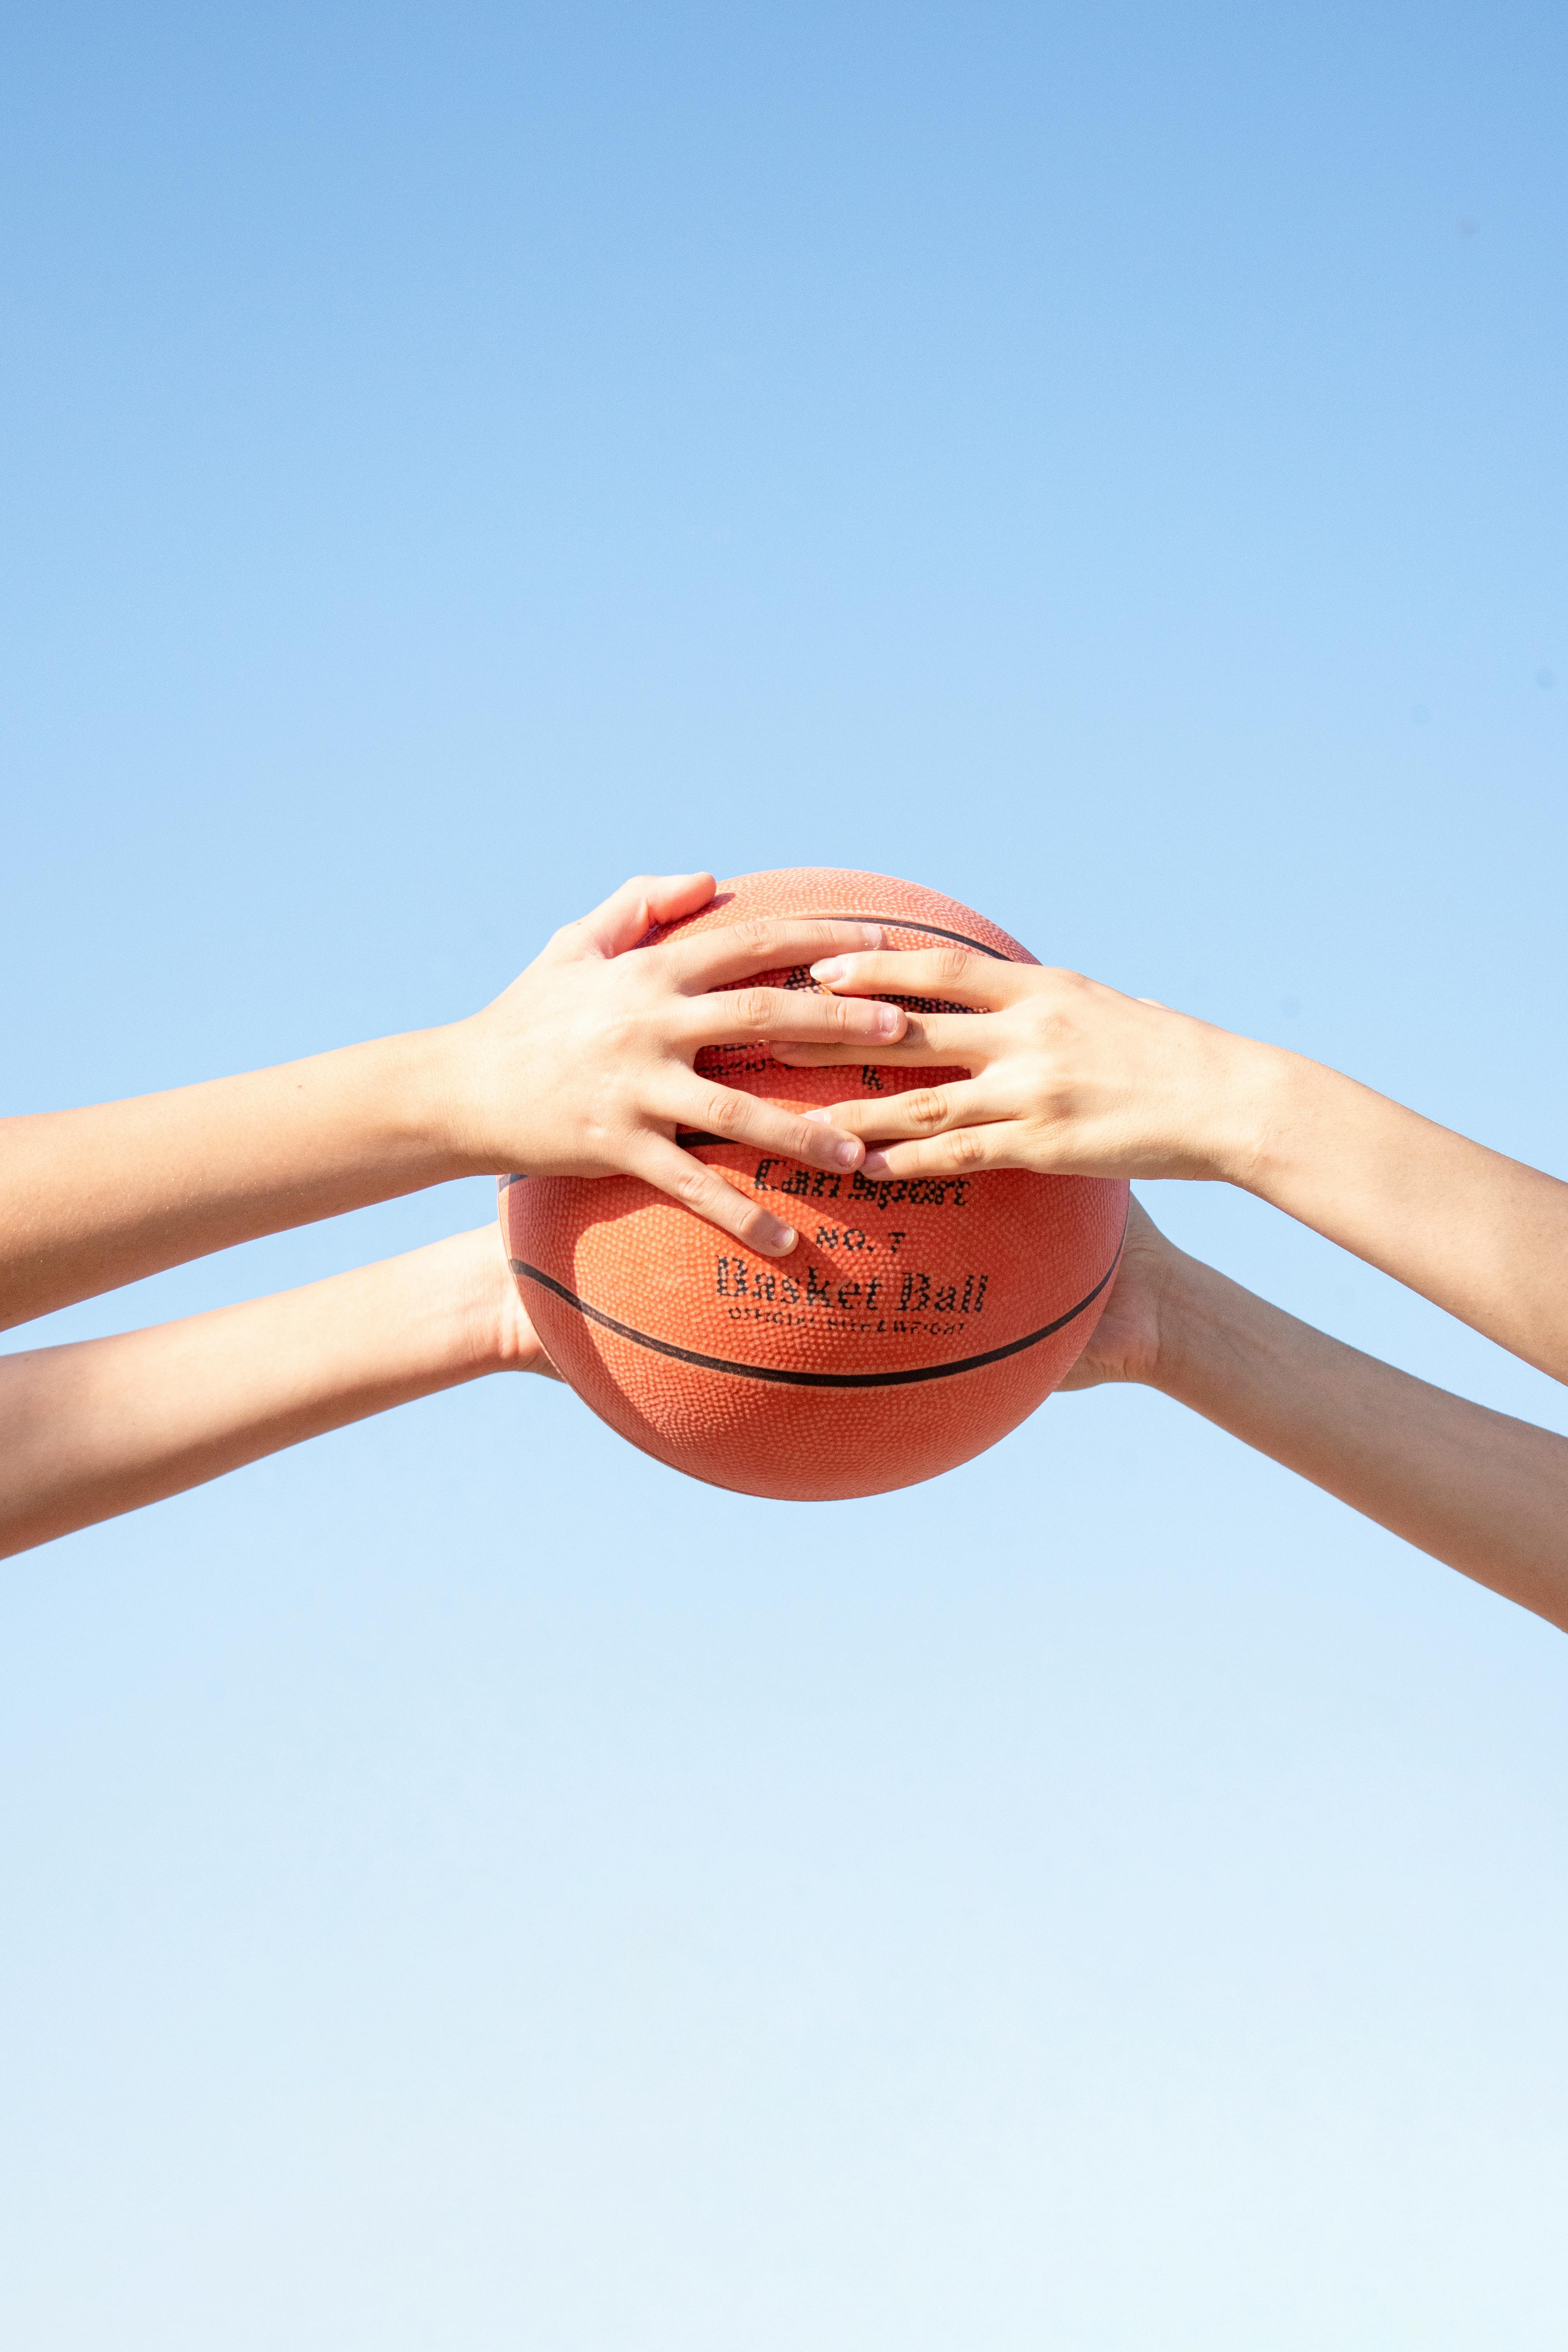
[3,5,1566,2345]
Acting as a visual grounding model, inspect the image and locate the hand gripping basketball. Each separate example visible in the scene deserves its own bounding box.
[443,872,906,1257]
[779,950,1265,1185]
[505,868,1130,1501]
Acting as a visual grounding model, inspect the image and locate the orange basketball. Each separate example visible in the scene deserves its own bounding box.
[503,869,1128,1501]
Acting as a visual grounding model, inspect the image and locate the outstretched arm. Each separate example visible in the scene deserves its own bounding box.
[1,873,904,1332]
[1067,1203,1568,1634]
[781,953,1568,1386]
[0,1223,557,1559]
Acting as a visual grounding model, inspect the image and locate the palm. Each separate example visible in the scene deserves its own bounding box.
[1056,1197,1169,1390]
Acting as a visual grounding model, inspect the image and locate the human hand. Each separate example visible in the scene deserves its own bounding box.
[775,949,1273,1185]
[1054,1196,1174,1390]
[446,1219,563,1380]
[439,873,907,1257]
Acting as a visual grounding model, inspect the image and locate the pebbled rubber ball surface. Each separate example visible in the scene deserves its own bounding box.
[504,867,1128,1501]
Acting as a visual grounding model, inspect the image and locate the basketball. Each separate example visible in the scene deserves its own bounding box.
[503,868,1129,1500]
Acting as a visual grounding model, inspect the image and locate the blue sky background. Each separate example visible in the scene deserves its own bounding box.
[3,3,1566,2343]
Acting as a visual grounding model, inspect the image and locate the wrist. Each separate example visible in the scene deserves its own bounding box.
[1223,1043,1349,1203]
[377,1024,486,1182]
[1142,1241,1220,1400]
[441,1223,555,1377]
[1206,1035,1305,1190]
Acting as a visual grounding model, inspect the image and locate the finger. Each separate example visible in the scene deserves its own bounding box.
[657,916,886,991]
[681,985,907,1050]
[804,947,1034,1009]
[546,872,717,963]
[663,1073,866,1174]
[769,1010,992,1067]
[634,1136,801,1258]
[855,1127,1016,1180]
[799,1079,996,1147]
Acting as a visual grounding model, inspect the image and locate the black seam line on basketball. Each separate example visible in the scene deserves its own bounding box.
[508,1253,1120,1388]
[804,913,1014,960]
[498,1172,526,1189]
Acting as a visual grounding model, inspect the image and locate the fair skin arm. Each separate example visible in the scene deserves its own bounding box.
[0,1223,551,1560]
[1072,1202,1568,1635]
[0,870,911,1557]
[780,949,1568,1633]
[1,873,906,1332]
[780,952,1568,1384]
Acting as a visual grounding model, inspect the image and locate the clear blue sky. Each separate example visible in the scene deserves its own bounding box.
[3,4,1566,2343]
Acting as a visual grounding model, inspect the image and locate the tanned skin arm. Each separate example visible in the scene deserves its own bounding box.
[779,960,1568,1632]
[1064,1202,1568,1635]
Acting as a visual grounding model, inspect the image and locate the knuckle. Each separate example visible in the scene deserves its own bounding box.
[730,916,777,957]
[947,1127,987,1169]
[905,1087,950,1129]
[933,946,973,988]
[1040,969,1089,1017]
[671,1162,716,1209]
[731,987,776,1031]
[1025,997,1071,1049]
[599,1013,640,1062]
[701,1087,747,1134]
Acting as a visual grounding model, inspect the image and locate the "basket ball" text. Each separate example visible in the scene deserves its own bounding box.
[715,1258,989,1317]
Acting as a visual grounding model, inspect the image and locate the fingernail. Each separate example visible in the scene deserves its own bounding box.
[801,1105,832,1123]
[862,1149,892,1176]
[858,924,882,947]
[873,1004,901,1036]
[810,956,850,982]
[762,1220,797,1253]
[833,1138,860,1168]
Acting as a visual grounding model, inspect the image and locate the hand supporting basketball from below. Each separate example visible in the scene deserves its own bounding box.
[438,871,905,1256]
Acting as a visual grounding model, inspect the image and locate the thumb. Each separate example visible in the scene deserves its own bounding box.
[550,871,717,962]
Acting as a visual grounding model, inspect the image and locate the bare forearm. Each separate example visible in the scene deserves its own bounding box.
[1239,1052,1568,1384]
[2,887,904,1333]
[0,1227,535,1559]
[0,1031,472,1330]
[1151,1245,1568,1633]
[801,951,1568,1387]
